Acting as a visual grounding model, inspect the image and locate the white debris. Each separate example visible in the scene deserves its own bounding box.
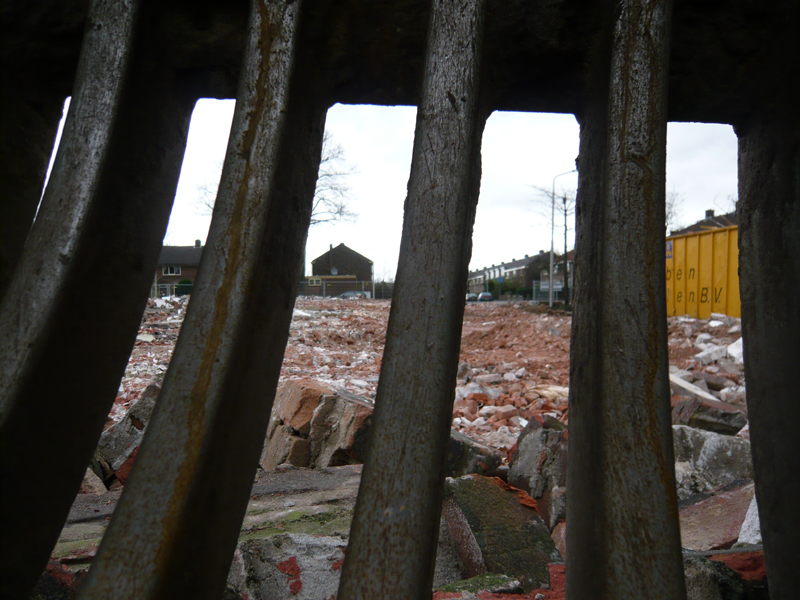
[694,344,727,365]
[737,495,761,545]
[669,374,719,402]
[536,386,569,401]
[695,333,713,345]
[478,405,500,418]
[727,337,744,364]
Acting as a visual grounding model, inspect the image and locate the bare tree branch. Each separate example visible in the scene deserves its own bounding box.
[530,184,576,253]
[309,131,357,226]
[194,130,358,226]
[714,193,738,215]
[666,189,685,235]
[530,184,576,305]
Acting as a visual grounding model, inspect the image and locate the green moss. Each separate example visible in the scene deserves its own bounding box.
[50,538,102,559]
[444,475,556,591]
[437,573,522,594]
[239,507,352,540]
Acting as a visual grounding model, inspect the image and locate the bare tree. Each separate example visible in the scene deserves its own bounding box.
[665,189,685,235]
[194,130,357,225]
[309,131,357,225]
[531,185,576,305]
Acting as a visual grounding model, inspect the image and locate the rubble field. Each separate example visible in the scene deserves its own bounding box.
[118,296,745,457]
[44,297,757,599]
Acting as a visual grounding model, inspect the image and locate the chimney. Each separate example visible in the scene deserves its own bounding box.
[705,209,715,219]
[195,239,201,248]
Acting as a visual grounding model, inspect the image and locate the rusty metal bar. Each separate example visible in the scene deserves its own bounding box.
[78,1,326,598]
[0,0,198,595]
[566,1,685,599]
[337,0,487,597]
[737,110,800,599]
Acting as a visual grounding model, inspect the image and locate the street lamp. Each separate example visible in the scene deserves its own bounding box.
[550,169,577,307]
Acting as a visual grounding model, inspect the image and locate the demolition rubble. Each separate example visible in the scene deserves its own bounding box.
[39,298,765,599]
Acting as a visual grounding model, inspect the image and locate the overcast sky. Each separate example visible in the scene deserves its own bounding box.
[50,98,739,279]
[165,100,738,279]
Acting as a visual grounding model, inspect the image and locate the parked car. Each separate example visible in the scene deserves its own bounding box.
[466,293,478,302]
[478,291,494,301]
[339,291,367,299]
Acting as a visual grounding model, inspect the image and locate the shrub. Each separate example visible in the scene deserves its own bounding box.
[175,278,194,296]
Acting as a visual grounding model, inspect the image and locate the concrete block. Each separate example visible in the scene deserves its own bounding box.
[683,555,746,600]
[671,396,748,435]
[669,374,720,403]
[226,534,346,600]
[672,425,753,500]
[95,383,160,472]
[679,480,755,551]
[727,338,744,364]
[79,467,107,494]
[736,495,761,545]
[508,421,568,527]
[695,345,728,365]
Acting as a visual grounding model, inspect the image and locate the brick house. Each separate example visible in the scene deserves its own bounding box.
[307,243,373,297]
[153,240,203,297]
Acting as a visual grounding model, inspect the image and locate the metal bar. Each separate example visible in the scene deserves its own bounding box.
[0,0,197,595]
[737,110,800,599]
[566,1,685,599]
[337,0,487,596]
[0,89,66,302]
[79,1,326,598]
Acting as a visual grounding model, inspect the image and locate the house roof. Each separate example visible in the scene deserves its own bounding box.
[311,243,373,265]
[158,244,203,266]
[503,255,538,270]
[670,210,737,236]
[468,250,573,279]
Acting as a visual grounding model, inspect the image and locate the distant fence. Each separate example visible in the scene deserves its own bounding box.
[492,281,570,303]
[152,281,193,297]
[297,280,394,299]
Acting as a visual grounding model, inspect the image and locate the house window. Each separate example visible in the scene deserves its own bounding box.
[162,266,181,276]
[308,278,321,286]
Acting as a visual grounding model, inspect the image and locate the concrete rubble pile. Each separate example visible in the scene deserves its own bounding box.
[38,300,767,598]
[262,379,504,478]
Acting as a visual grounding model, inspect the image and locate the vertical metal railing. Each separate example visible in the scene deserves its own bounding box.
[338,0,487,596]
[0,0,197,595]
[7,1,795,598]
[738,111,800,599]
[565,1,685,599]
[78,0,326,598]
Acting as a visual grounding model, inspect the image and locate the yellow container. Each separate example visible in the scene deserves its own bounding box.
[665,225,740,318]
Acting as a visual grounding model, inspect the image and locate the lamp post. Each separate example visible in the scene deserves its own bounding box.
[550,169,577,307]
